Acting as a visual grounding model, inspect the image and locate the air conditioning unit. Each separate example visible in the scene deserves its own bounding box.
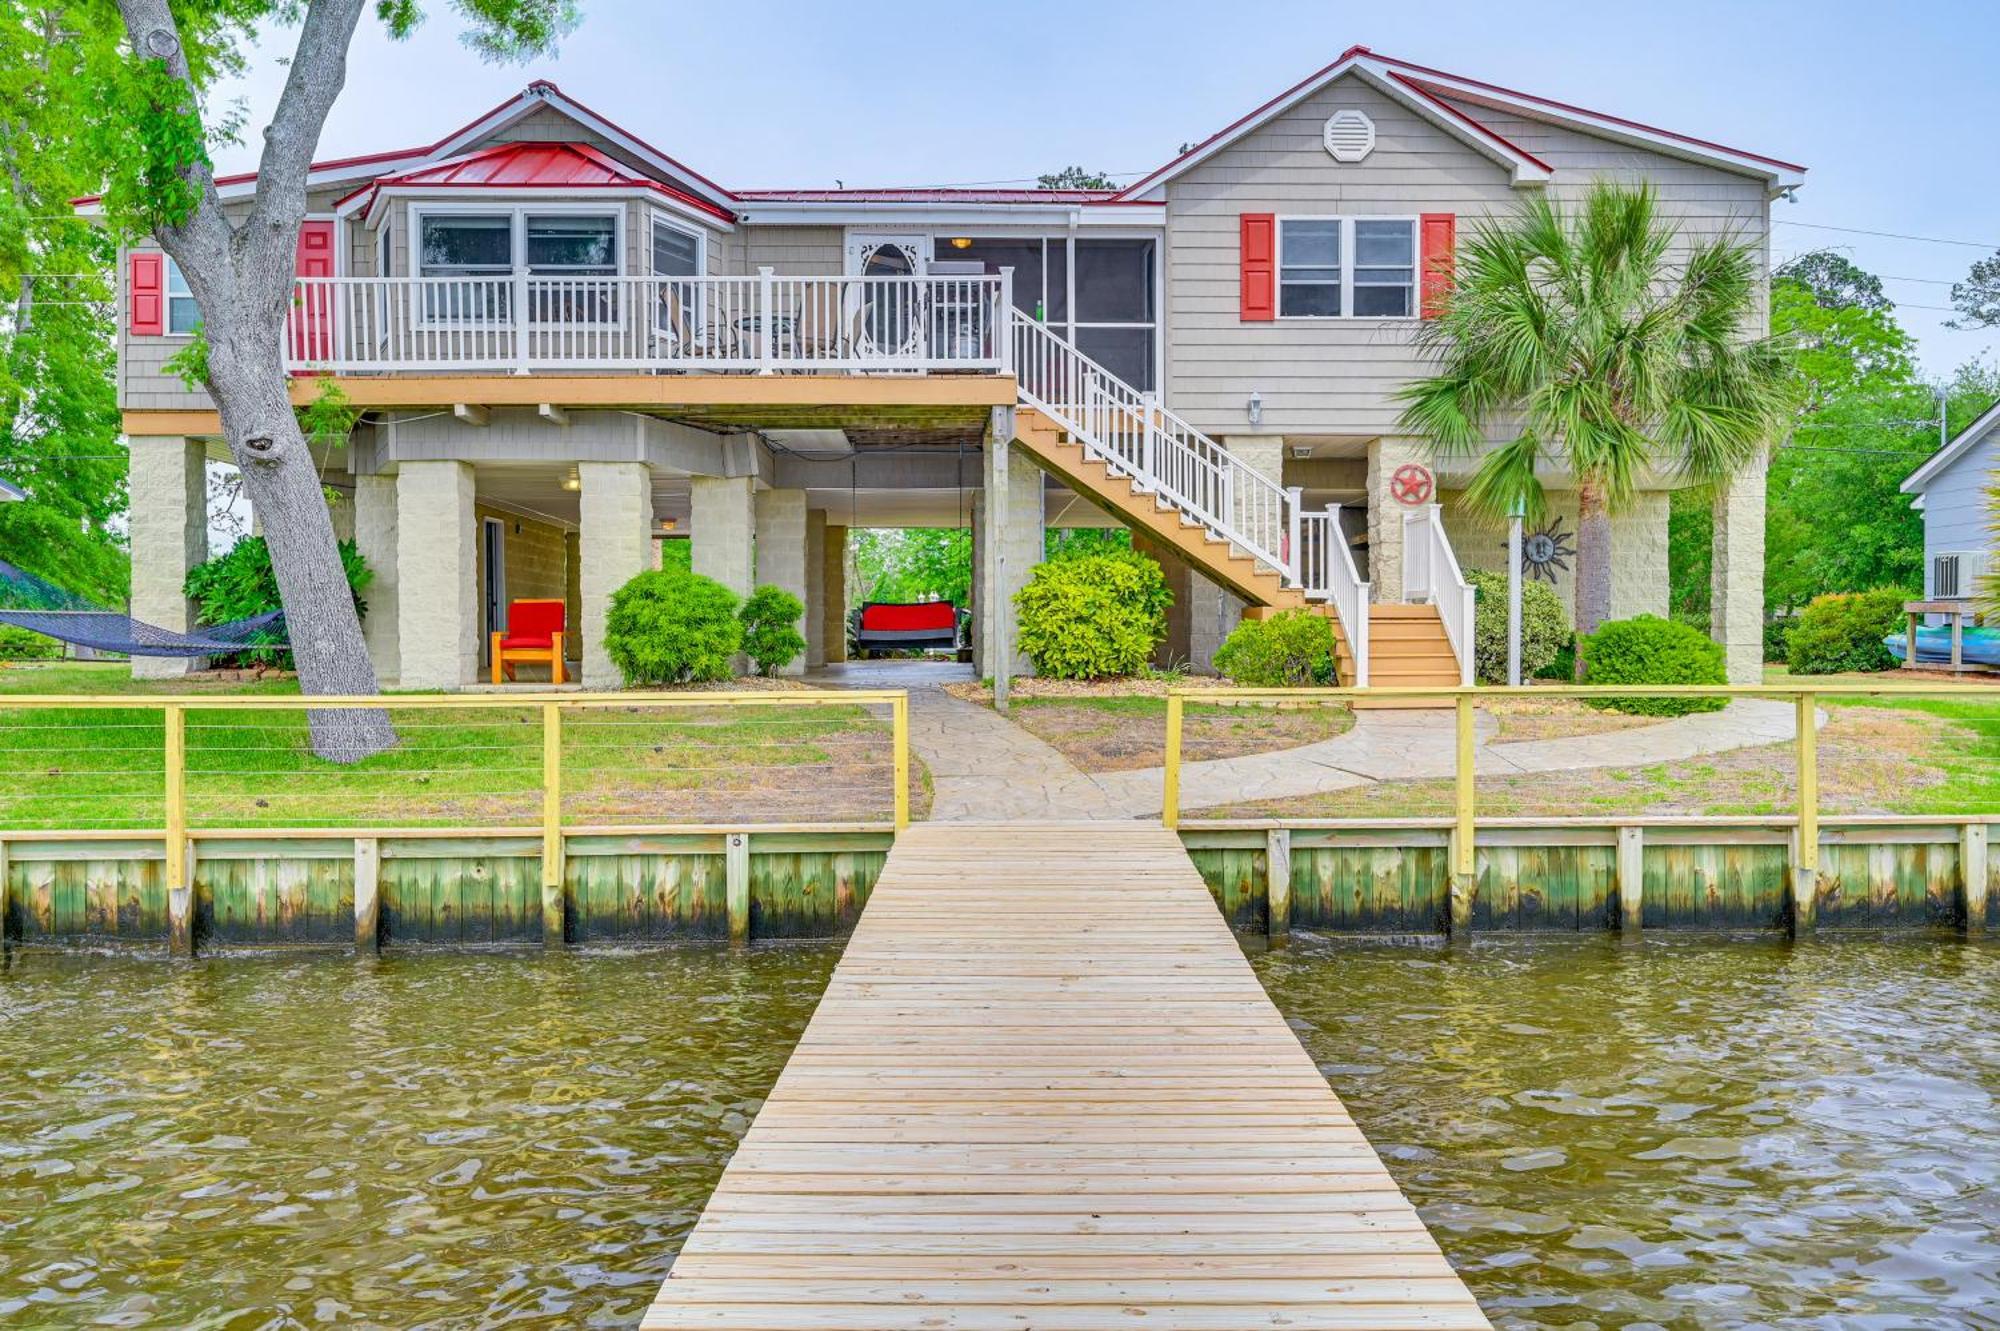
[1931,550,1989,600]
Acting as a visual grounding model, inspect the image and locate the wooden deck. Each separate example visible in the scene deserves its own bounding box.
[644,821,1490,1330]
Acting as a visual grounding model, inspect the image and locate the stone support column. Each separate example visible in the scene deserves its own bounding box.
[352,475,399,686]
[1609,491,1672,621]
[975,416,1043,682]
[753,488,808,676]
[1711,456,1768,684]
[395,460,477,690]
[822,524,848,664]
[1366,437,1429,602]
[804,509,829,669]
[578,461,654,689]
[128,437,207,680]
[690,475,755,599]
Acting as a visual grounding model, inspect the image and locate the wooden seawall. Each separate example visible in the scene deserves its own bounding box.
[645,821,1490,1329]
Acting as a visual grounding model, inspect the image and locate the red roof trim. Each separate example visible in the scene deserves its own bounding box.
[1373,53,1806,174]
[1385,72,1553,175]
[526,80,738,205]
[342,140,736,222]
[733,187,1128,204]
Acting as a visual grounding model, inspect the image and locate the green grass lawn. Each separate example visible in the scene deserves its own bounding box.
[0,664,911,830]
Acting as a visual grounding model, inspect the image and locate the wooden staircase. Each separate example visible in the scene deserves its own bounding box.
[1016,408,1462,694]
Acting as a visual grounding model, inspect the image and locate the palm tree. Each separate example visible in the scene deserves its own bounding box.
[1397,181,1794,648]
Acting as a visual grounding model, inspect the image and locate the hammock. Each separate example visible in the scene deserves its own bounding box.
[0,608,287,657]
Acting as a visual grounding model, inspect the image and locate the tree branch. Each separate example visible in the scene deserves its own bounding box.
[244,0,368,259]
[112,0,231,274]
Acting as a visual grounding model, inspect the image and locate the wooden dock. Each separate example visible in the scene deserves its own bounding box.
[644,821,1490,1329]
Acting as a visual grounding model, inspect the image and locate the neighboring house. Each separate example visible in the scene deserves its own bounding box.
[1901,400,1998,608]
[91,46,1803,689]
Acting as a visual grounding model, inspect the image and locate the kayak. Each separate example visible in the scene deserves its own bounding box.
[1884,625,2000,666]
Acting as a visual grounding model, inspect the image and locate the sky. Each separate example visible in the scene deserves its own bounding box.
[205,0,2000,381]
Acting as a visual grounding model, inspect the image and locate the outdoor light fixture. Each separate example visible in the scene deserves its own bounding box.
[561,472,580,492]
[949,237,973,250]
[658,517,677,532]
[1247,391,1263,426]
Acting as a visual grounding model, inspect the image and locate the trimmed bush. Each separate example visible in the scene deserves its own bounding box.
[1763,616,1793,665]
[603,568,742,685]
[1785,588,1906,675]
[1013,549,1170,680]
[0,625,61,660]
[1580,614,1727,716]
[183,535,371,666]
[1213,609,1338,687]
[1466,568,1571,685]
[739,584,807,676]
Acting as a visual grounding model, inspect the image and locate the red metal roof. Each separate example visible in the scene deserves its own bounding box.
[733,187,1128,205]
[342,140,736,221]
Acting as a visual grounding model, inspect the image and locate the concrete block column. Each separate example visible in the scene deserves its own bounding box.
[579,461,655,689]
[128,437,207,680]
[804,509,828,669]
[1711,456,1768,684]
[822,524,848,664]
[396,461,477,690]
[1366,438,1429,603]
[973,421,1044,681]
[691,475,755,598]
[1609,492,1671,621]
[1221,434,1285,554]
[352,475,400,686]
[753,488,808,676]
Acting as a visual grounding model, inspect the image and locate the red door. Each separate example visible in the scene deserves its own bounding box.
[289,220,336,368]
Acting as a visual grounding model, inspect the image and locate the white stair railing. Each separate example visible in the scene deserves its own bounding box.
[1013,317,1294,577]
[1402,503,1475,686]
[1297,505,1370,686]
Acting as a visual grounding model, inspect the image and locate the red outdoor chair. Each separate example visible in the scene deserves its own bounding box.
[490,598,567,684]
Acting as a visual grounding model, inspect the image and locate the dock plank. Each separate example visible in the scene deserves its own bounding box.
[644,822,1489,1330]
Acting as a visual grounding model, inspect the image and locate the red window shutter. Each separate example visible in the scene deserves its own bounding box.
[1420,213,1456,319]
[128,251,164,336]
[1240,213,1276,321]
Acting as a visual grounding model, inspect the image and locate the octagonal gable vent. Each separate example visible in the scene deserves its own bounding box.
[1323,109,1376,163]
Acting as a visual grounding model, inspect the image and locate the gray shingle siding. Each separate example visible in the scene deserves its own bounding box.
[1917,424,1997,590]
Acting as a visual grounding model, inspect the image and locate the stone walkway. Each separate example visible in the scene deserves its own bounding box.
[807,661,1807,821]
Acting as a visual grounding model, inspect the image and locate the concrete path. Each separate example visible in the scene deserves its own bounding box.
[808,662,1805,820]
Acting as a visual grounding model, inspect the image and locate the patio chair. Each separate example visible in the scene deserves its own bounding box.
[490,598,567,685]
[655,281,737,364]
[851,282,930,366]
[791,284,849,365]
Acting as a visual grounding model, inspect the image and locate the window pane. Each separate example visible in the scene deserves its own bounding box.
[1280,282,1341,317]
[1046,242,1068,322]
[1280,265,1340,283]
[652,221,700,276]
[527,215,616,273]
[1353,220,1414,266]
[936,238,1045,316]
[1074,238,1154,323]
[1352,283,1411,317]
[1280,220,1340,267]
[165,259,191,296]
[1076,325,1153,391]
[168,297,200,334]
[421,215,512,272]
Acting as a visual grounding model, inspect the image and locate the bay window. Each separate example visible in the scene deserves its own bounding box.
[1277,217,1416,318]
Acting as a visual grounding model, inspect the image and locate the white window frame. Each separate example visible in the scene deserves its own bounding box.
[1275,215,1419,321]
[408,202,626,328]
[161,255,201,337]
[647,212,707,278]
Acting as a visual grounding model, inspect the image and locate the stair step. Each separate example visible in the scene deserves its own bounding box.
[1370,603,1448,619]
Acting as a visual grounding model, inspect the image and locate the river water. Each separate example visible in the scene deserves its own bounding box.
[0,946,836,1329]
[3,936,1995,1329]
[1252,933,2000,1329]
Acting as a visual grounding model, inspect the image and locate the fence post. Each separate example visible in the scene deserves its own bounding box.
[1791,691,1818,936]
[892,692,911,832]
[353,836,381,954]
[0,837,11,952]
[1615,825,1644,938]
[997,267,1015,372]
[757,266,776,374]
[164,702,192,957]
[1285,486,1303,587]
[1450,692,1475,937]
[512,270,531,375]
[726,832,751,943]
[541,702,565,949]
[1962,821,1988,934]
[1162,693,1184,830]
[1265,827,1291,940]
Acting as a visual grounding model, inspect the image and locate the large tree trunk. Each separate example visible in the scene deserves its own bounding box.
[1573,473,1614,678]
[118,0,394,762]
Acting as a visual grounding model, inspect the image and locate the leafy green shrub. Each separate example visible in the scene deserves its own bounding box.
[739,585,806,676]
[1785,588,1906,675]
[183,536,371,666]
[1763,616,1793,665]
[1535,639,1579,681]
[1466,568,1571,684]
[1580,614,1727,716]
[0,625,61,660]
[1013,549,1169,680]
[603,568,742,685]
[1213,609,1337,686]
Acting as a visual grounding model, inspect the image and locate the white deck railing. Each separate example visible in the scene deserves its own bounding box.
[1403,503,1476,686]
[1297,505,1371,686]
[1013,317,1293,576]
[283,270,1012,374]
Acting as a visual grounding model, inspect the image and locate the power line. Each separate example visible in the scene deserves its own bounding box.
[1775,219,1999,250]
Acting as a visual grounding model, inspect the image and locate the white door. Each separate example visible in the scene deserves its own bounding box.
[845,233,932,363]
